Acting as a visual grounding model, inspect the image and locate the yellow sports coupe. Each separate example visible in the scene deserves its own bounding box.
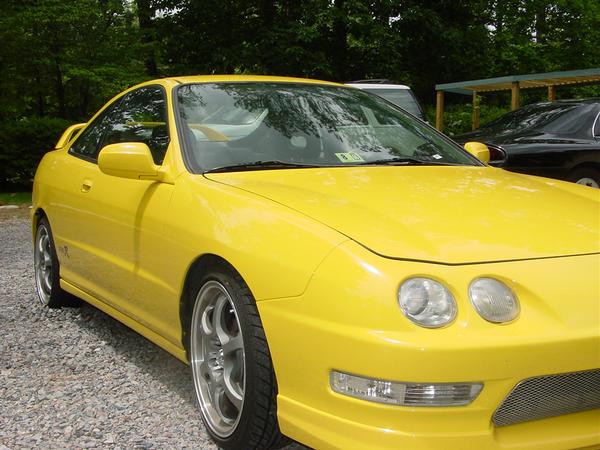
[32,76,600,450]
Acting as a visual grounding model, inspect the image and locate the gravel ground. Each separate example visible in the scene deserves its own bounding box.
[0,217,306,450]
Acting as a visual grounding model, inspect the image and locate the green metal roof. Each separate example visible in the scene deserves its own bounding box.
[436,68,600,95]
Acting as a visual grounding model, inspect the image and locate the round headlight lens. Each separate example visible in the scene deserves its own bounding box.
[469,278,519,323]
[398,278,457,328]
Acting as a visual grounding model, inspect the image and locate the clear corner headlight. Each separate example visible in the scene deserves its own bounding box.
[398,278,457,328]
[469,278,520,323]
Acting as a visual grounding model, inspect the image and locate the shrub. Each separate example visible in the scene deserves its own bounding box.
[424,104,510,136]
[0,117,74,189]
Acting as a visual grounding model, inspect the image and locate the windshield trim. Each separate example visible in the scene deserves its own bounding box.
[172,81,484,174]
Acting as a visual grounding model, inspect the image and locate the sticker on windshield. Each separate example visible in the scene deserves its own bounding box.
[335,152,365,163]
[432,154,442,159]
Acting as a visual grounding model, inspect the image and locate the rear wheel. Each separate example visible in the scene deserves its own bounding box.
[34,217,77,308]
[189,265,288,450]
[568,167,600,188]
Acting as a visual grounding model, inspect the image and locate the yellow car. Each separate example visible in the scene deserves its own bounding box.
[32,75,600,450]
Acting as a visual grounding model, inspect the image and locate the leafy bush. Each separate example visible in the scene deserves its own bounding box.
[0,118,73,189]
[425,104,510,136]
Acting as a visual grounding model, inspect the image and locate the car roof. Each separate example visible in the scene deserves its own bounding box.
[346,83,411,90]
[166,74,343,86]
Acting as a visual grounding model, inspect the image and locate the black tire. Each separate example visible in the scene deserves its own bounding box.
[567,167,600,188]
[188,263,288,450]
[34,217,80,308]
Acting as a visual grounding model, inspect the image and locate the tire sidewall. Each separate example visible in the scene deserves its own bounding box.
[35,218,62,307]
[189,268,275,450]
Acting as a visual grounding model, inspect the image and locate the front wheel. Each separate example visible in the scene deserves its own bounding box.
[189,266,288,450]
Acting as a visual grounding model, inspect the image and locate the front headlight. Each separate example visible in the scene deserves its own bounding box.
[469,278,520,323]
[398,278,457,328]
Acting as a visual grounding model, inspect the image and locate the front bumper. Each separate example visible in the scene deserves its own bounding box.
[257,241,600,449]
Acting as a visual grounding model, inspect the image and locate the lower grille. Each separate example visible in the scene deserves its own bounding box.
[493,369,600,427]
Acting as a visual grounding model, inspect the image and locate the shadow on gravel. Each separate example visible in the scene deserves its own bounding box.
[71,302,197,408]
[69,303,310,449]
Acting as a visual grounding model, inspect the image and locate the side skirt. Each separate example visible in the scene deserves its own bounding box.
[60,279,188,364]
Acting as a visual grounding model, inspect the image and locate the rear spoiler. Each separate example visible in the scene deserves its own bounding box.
[55,123,86,149]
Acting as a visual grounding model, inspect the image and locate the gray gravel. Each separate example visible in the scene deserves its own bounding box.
[0,218,306,450]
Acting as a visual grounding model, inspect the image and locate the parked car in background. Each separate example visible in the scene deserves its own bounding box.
[454,99,600,188]
[346,79,427,121]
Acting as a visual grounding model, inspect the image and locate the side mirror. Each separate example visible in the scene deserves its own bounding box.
[464,141,490,163]
[98,142,159,180]
[55,123,86,149]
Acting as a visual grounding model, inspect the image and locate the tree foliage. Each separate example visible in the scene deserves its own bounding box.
[1,0,599,186]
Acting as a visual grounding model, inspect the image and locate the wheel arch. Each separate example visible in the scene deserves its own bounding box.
[32,207,48,239]
[179,253,243,358]
[568,160,600,174]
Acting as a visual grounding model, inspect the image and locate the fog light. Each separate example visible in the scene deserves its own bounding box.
[330,371,482,406]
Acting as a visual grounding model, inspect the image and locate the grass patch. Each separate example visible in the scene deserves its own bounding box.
[0,192,32,205]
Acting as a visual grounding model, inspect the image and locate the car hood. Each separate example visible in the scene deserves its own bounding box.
[205,166,600,264]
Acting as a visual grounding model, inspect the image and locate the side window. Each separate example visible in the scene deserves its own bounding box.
[69,99,122,160]
[69,86,170,164]
[103,86,170,164]
[594,113,600,137]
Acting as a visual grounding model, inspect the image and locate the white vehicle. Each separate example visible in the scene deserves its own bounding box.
[347,79,427,121]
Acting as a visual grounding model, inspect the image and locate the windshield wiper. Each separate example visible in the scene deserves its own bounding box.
[358,157,451,166]
[203,160,320,173]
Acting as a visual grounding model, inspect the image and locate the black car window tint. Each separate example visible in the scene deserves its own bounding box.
[480,103,580,135]
[102,86,170,165]
[69,100,123,161]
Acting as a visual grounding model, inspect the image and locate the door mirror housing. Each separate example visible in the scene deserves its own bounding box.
[464,141,490,163]
[98,143,160,180]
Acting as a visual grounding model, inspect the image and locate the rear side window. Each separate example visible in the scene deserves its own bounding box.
[69,85,169,164]
[594,112,600,137]
[364,88,423,118]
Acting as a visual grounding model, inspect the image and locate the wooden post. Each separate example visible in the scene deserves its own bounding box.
[435,90,444,132]
[511,81,520,110]
[548,85,556,101]
[472,91,480,131]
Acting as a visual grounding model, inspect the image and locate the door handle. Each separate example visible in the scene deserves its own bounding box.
[81,179,93,193]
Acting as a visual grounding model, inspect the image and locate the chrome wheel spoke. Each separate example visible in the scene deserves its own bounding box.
[212,294,231,345]
[38,233,47,254]
[43,271,52,293]
[200,305,215,337]
[223,356,244,410]
[222,334,243,357]
[211,384,234,425]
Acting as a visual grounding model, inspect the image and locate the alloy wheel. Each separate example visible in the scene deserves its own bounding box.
[190,280,246,438]
[34,224,53,305]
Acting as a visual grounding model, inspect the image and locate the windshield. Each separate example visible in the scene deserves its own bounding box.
[176,83,477,172]
[479,103,592,135]
[363,88,423,118]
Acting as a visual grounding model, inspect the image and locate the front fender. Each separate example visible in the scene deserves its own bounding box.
[166,174,348,301]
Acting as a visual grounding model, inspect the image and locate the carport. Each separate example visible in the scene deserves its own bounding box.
[434,68,600,132]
